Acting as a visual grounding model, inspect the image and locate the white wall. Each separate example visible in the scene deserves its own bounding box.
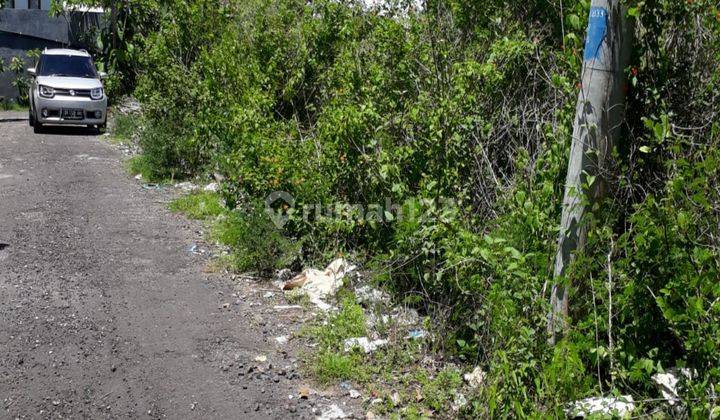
[14,0,29,9]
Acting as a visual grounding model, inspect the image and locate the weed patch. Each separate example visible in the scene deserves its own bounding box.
[302,297,371,383]
[108,112,142,147]
[126,155,157,181]
[300,295,474,417]
[0,100,25,111]
[314,352,368,384]
[169,191,224,220]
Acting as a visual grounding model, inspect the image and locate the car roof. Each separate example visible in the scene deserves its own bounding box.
[42,49,91,57]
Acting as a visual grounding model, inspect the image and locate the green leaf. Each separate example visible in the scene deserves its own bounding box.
[566,14,581,30]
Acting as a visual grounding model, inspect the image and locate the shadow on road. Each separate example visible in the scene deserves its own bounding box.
[35,124,103,136]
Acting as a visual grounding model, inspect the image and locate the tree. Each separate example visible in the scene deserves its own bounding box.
[50,0,160,95]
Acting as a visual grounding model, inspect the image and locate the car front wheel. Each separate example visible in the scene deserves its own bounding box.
[33,123,43,134]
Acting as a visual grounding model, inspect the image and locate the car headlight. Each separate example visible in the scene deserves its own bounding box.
[90,87,104,100]
[39,85,54,98]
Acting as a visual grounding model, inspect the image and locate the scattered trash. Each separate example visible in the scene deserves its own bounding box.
[355,285,391,306]
[274,305,303,311]
[254,355,267,363]
[204,182,219,192]
[652,368,693,406]
[463,367,486,389]
[390,392,401,405]
[134,174,142,180]
[174,181,198,192]
[275,268,293,281]
[451,391,467,412]
[343,337,388,354]
[365,312,390,329]
[272,268,293,289]
[141,183,162,190]
[275,335,289,345]
[566,396,635,418]
[117,97,141,114]
[299,386,311,399]
[414,388,424,402]
[366,411,377,420]
[406,329,427,340]
[317,404,348,419]
[282,270,317,290]
[348,389,361,399]
[283,258,357,310]
[263,291,275,299]
[310,298,334,312]
[187,243,203,255]
[392,307,420,327]
[370,398,383,405]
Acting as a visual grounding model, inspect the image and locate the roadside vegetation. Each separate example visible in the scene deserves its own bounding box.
[104,0,720,416]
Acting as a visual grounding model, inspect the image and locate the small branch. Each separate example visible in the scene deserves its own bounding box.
[607,236,615,389]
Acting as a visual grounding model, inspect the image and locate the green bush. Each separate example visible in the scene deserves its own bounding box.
[212,203,298,275]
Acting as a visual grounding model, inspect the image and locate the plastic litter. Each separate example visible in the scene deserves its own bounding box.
[343,337,388,353]
[566,396,635,418]
[355,285,391,306]
[174,181,197,192]
[282,258,356,310]
[463,367,486,389]
[187,243,202,255]
[406,329,427,340]
[317,404,348,420]
[652,368,693,406]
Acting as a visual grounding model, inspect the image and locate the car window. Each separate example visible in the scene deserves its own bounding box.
[37,55,97,78]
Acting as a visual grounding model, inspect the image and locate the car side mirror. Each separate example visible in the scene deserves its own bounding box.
[27,68,36,77]
[98,71,107,80]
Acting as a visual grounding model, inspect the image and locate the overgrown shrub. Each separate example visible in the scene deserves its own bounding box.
[127,0,720,415]
[212,203,299,275]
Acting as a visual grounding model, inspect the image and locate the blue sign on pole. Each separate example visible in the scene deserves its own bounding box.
[584,7,608,61]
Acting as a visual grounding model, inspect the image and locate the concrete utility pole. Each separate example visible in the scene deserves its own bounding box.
[548,0,630,344]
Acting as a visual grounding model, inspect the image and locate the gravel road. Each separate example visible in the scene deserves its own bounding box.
[0,113,353,419]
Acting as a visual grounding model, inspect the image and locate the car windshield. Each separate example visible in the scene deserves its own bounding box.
[37,55,97,78]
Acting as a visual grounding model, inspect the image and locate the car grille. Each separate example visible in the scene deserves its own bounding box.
[53,88,92,98]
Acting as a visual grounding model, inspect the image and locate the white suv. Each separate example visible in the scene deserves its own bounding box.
[27,49,108,133]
